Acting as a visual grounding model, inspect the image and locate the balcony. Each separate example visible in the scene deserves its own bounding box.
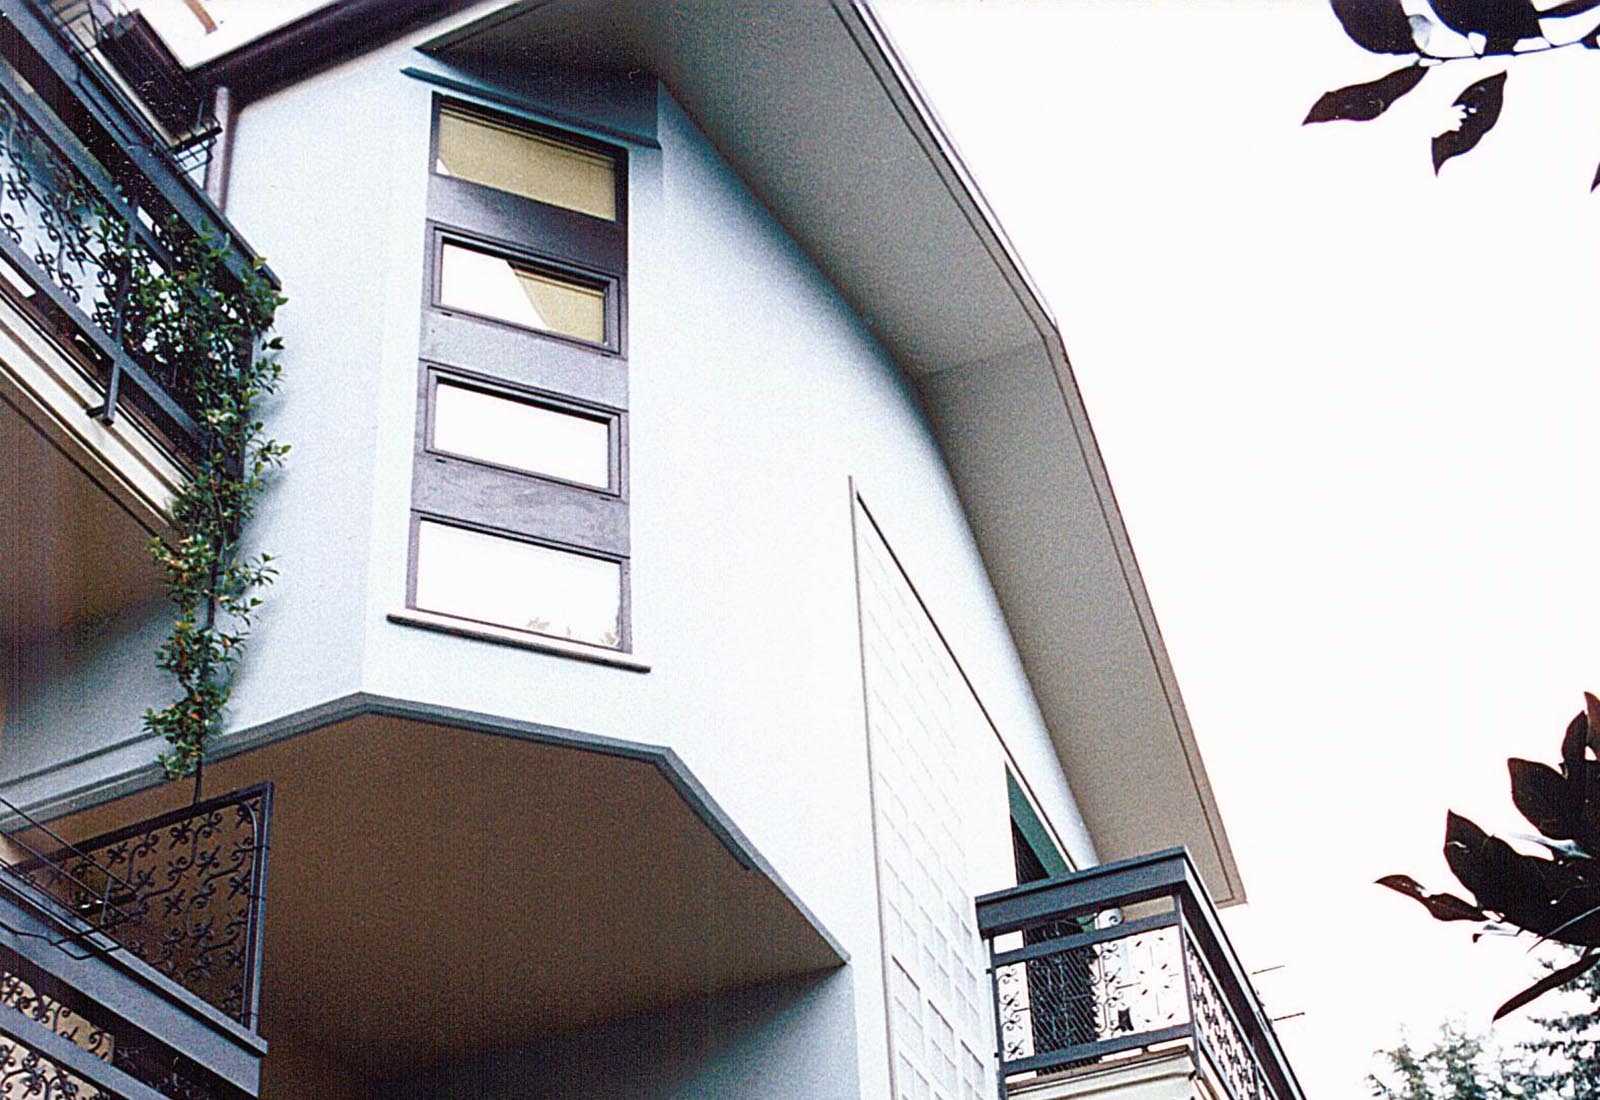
[23,711,847,1100]
[0,0,265,661]
[0,785,269,1100]
[0,0,255,464]
[976,850,1305,1100]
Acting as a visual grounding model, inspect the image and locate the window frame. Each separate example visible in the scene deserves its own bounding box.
[427,226,622,354]
[406,513,632,652]
[429,98,628,227]
[422,366,625,499]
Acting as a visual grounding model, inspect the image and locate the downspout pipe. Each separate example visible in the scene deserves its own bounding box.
[202,84,234,211]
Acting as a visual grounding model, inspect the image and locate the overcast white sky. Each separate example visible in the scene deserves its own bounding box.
[875,1,1600,1095]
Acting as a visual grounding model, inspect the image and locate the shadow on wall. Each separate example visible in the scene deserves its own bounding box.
[382,968,860,1100]
[1,596,173,786]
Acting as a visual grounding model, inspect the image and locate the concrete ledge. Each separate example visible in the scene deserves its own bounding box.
[1009,1048,1203,1100]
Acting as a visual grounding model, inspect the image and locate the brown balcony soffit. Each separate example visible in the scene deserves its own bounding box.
[41,696,847,1077]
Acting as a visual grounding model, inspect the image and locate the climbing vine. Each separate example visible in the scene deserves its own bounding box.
[103,218,286,780]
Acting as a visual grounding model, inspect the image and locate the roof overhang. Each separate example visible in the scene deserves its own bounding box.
[197,0,1243,904]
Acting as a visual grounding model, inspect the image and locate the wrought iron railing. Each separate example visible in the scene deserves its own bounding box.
[0,786,271,1030]
[0,943,247,1100]
[975,849,1305,1100]
[40,0,217,174]
[0,0,263,463]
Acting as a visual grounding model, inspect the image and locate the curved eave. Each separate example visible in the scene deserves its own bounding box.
[837,5,1244,904]
[199,0,1243,904]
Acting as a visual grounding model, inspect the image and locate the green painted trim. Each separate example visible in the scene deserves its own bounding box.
[1008,771,1069,878]
[401,65,660,149]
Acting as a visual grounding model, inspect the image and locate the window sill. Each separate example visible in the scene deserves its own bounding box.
[387,608,651,672]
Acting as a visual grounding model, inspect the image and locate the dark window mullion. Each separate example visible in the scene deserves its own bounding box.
[412,459,630,557]
[420,313,629,409]
[427,174,626,276]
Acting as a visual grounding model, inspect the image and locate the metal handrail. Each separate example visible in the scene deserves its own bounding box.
[0,16,211,457]
[0,796,138,957]
[0,786,271,1029]
[37,0,218,174]
[975,849,1307,1100]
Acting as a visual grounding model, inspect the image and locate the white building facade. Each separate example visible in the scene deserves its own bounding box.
[0,3,1300,1100]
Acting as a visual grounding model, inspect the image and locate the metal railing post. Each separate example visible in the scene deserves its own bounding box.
[89,208,134,424]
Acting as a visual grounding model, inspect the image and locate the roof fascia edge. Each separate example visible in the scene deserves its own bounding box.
[836,0,1243,904]
[191,0,488,103]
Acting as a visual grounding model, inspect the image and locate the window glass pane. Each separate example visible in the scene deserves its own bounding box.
[414,521,622,648]
[436,108,617,221]
[439,242,606,343]
[433,382,611,489]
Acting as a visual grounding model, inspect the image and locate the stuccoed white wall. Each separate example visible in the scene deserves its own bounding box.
[0,38,404,800]
[0,598,171,788]
[0,19,1098,1097]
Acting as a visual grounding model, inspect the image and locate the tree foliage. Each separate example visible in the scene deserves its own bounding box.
[1371,966,1600,1098]
[1380,695,1600,1020]
[1307,0,1600,186]
[1515,962,1600,1095]
[1370,1024,1517,1100]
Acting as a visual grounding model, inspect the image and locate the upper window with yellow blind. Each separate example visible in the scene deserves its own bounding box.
[435,106,618,221]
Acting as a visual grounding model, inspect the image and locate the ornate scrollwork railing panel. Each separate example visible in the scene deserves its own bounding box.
[1183,937,1272,1100]
[0,44,218,457]
[0,1029,113,1100]
[996,920,1189,1070]
[0,78,116,330]
[0,970,113,1064]
[0,946,241,1100]
[8,787,270,1028]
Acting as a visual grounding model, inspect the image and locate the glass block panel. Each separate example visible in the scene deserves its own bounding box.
[436,107,617,220]
[439,241,606,343]
[433,382,612,489]
[414,520,622,648]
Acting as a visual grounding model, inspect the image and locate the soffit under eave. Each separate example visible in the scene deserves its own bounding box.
[916,334,1245,908]
[1039,336,1245,907]
[421,0,1042,375]
[424,0,1245,903]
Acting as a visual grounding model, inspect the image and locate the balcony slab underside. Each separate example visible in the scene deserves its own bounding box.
[44,712,844,1081]
[0,380,164,646]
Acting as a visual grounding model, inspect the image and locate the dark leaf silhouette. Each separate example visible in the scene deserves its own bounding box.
[1315,0,1600,191]
[1377,874,1488,921]
[1564,709,1588,773]
[1444,810,1600,943]
[1510,758,1578,839]
[1330,0,1418,53]
[1432,0,1541,51]
[1432,72,1507,173]
[1381,696,1600,1016]
[1304,65,1426,124]
[1494,951,1600,1021]
[1543,0,1600,17]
